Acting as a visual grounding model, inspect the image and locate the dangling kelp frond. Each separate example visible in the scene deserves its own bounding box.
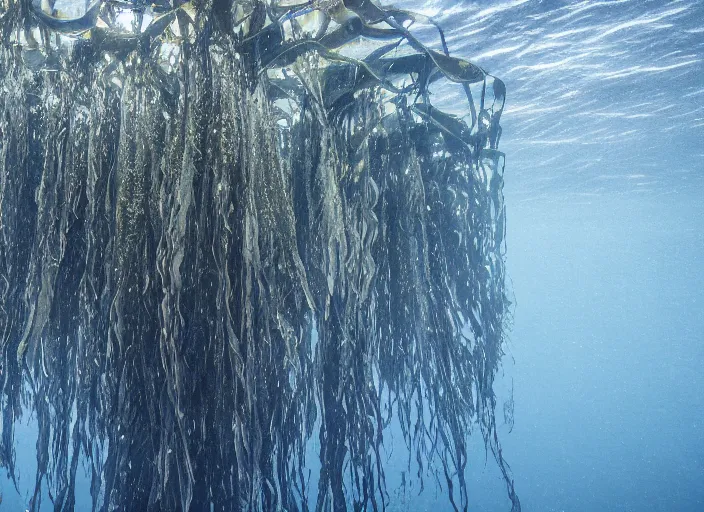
[0,0,518,510]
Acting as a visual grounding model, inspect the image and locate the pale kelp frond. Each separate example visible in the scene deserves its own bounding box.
[0,0,517,510]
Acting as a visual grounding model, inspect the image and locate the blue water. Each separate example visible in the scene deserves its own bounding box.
[4,0,704,510]
[434,0,704,510]
[498,195,704,511]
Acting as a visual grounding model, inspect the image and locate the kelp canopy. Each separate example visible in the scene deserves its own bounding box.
[0,0,517,510]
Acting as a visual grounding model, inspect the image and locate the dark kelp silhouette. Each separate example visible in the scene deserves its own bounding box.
[0,0,519,510]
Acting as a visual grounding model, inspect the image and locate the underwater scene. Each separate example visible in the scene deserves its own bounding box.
[0,0,702,510]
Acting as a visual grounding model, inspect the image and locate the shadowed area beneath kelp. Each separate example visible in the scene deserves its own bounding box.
[0,0,517,510]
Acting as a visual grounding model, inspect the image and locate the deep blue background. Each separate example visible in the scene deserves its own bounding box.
[489,193,704,511]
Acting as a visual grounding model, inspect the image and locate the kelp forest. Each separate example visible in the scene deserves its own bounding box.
[0,0,519,510]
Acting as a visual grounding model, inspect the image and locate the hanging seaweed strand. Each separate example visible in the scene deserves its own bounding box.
[0,0,518,510]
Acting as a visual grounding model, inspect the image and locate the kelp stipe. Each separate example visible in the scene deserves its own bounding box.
[0,0,519,510]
